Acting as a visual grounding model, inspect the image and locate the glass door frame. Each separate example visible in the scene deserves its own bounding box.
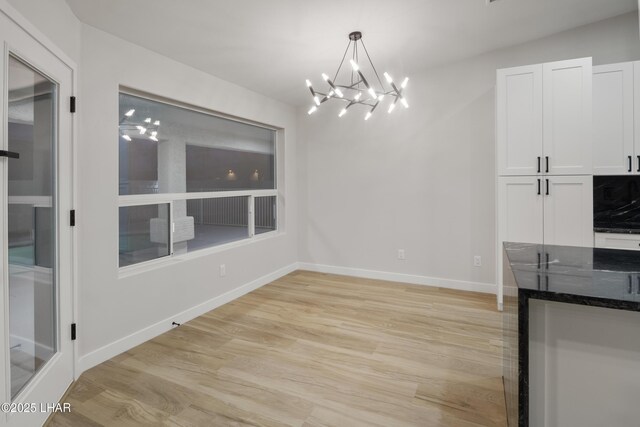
[0,3,77,425]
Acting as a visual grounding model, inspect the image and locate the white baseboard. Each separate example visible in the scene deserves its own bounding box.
[76,262,298,375]
[297,262,497,294]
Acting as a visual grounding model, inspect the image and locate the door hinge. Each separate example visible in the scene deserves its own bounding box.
[70,209,76,227]
[70,96,76,113]
[71,323,77,341]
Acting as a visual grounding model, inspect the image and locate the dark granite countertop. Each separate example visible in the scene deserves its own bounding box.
[504,242,640,304]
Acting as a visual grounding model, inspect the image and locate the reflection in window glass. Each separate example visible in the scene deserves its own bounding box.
[118,93,275,195]
[255,196,276,235]
[183,197,249,253]
[119,204,170,267]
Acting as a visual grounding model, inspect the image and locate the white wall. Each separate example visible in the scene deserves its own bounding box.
[297,12,640,293]
[76,25,298,370]
[6,0,80,63]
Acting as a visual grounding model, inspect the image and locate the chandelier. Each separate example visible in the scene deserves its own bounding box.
[305,31,409,120]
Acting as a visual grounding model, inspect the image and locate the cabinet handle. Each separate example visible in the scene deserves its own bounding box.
[637,156,639,173]
[629,156,633,173]
[545,179,549,196]
[537,252,541,269]
[537,157,541,173]
[537,179,541,195]
[545,156,549,173]
[629,275,633,294]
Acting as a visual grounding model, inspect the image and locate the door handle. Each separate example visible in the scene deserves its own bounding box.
[537,157,541,173]
[629,156,633,173]
[545,156,549,173]
[537,179,541,195]
[546,179,549,196]
[0,150,19,159]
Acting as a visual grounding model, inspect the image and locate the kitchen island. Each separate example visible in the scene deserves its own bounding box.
[503,242,640,427]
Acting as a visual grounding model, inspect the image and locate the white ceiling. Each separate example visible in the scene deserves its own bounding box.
[65,0,637,106]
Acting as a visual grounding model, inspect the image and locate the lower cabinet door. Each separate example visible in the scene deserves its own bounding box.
[498,176,544,246]
[543,175,593,247]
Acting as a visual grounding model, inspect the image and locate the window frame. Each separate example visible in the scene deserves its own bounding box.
[117,88,281,275]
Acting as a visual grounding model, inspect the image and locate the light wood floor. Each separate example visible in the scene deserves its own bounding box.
[47,271,506,427]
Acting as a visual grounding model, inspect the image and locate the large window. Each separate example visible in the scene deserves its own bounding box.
[118,92,277,267]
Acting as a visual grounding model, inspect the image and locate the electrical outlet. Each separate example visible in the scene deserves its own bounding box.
[219,264,226,277]
[474,256,482,267]
[398,249,406,260]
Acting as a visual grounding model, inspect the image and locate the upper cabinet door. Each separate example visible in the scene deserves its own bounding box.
[593,62,634,175]
[543,175,593,247]
[543,58,593,175]
[634,62,640,174]
[497,64,543,176]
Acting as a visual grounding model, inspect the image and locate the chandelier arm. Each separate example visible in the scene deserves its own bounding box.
[333,40,352,83]
[360,39,386,91]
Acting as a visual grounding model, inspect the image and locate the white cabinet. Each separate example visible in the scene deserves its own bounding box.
[594,232,640,251]
[634,61,640,172]
[499,176,593,247]
[497,176,593,307]
[497,65,543,176]
[496,58,592,176]
[543,58,592,175]
[593,62,634,175]
[542,176,593,246]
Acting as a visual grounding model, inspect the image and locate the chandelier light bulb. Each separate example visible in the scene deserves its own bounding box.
[338,108,347,118]
[144,117,151,123]
[306,79,312,87]
[384,72,393,84]
[378,94,385,102]
[314,96,321,106]
[388,102,397,114]
[401,98,409,108]
[322,73,330,81]
[327,90,334,99]
[154,120,160,126]
[122,134,131,141]
[124,109,135,117]
[401,77,409,89]
[151,131,158,137]
[349,59,360,72]
[308,106,317,115]
[139,127,147,135]
[364,111,372,121]
[368,87,377,100]
[149,136,158,142]
[354,92,362,101]
[334,88,344,98]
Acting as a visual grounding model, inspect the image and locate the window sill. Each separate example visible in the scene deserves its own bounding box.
[118,229,284,279]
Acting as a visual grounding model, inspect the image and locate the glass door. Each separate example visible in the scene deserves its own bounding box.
[6,54,57,399]
[0,7,75,425]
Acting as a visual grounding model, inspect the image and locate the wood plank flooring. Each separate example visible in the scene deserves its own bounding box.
[47,271,506,427]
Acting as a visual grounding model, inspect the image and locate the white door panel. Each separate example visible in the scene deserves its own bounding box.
[497,64,543,176]
[593,63,634,175]
[543,176,593,247]
[543,58,593,175]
